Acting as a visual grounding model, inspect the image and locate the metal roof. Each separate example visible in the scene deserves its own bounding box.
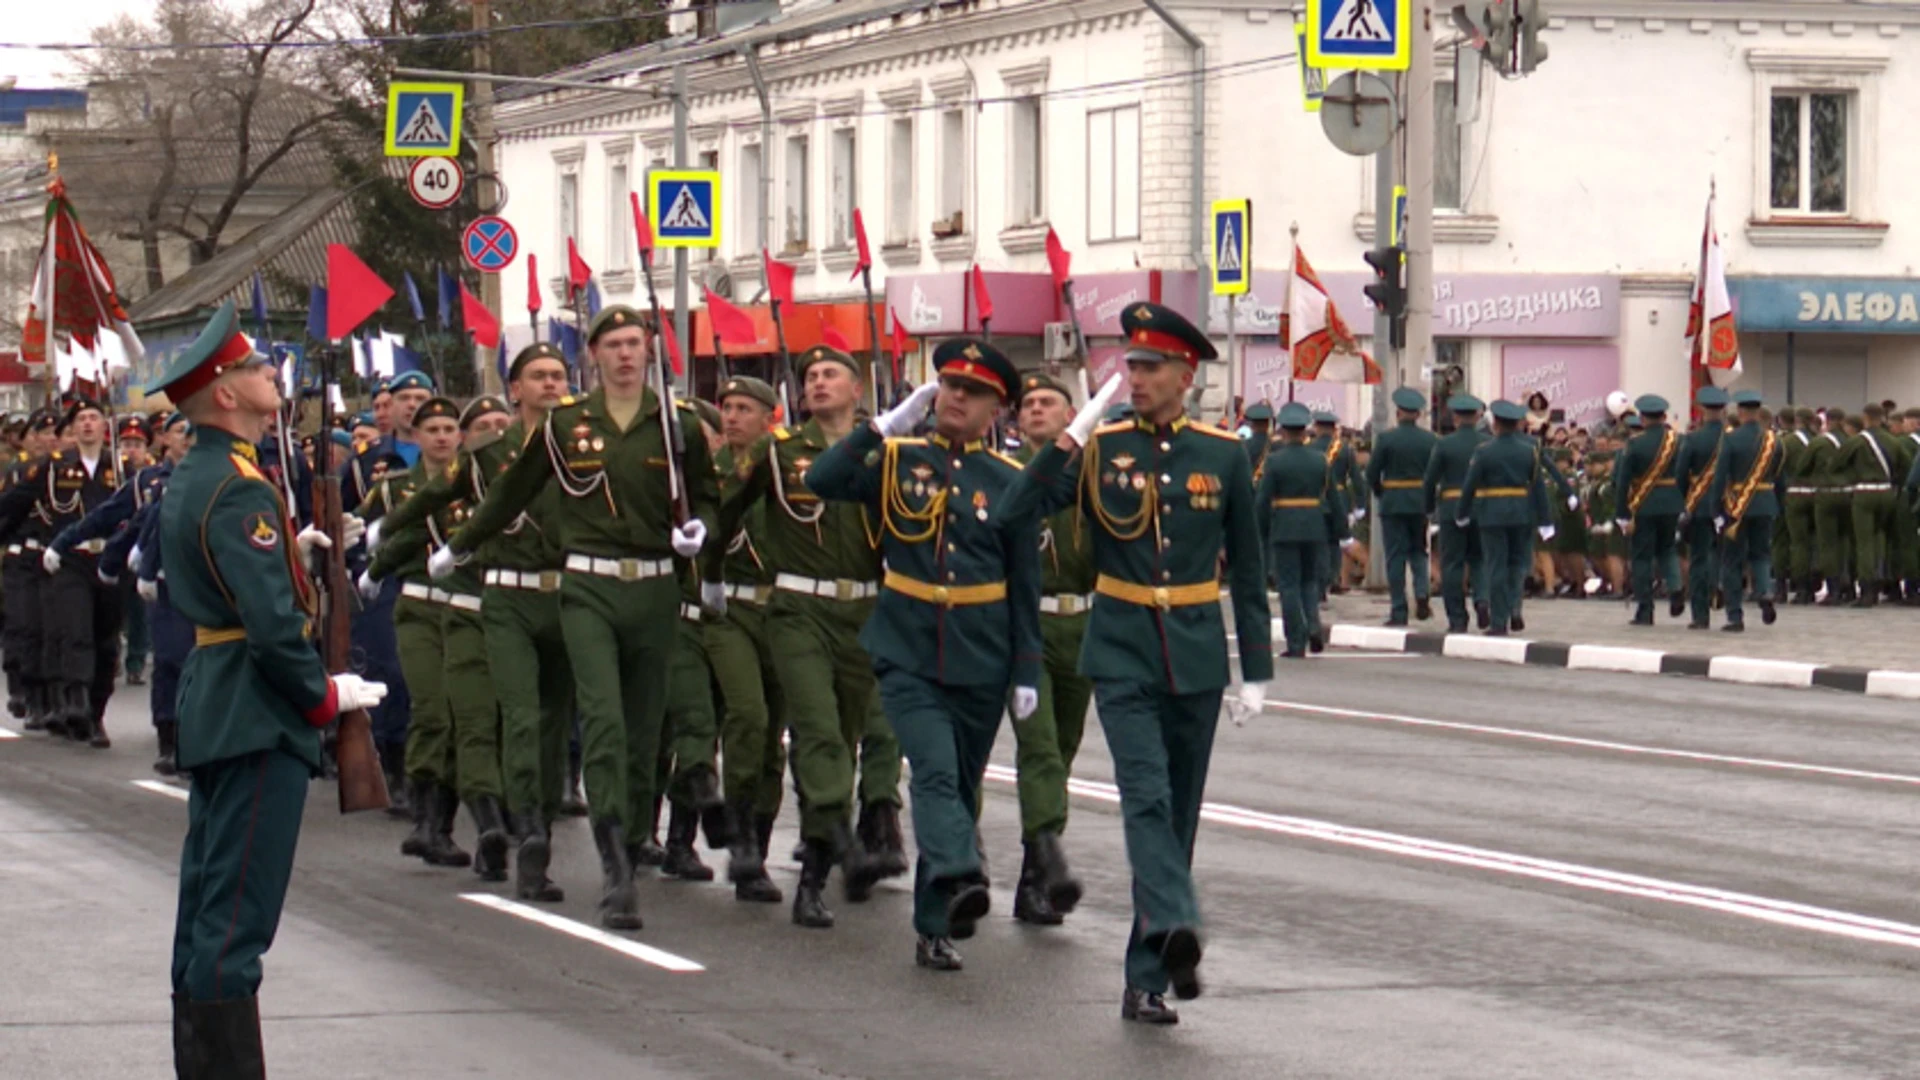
[128,186,355,324]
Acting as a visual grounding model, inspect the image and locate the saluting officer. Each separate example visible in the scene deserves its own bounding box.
[808,338,1043,971]
[1616,395,1685,625]
[1003,302,1272,1026]
[1423,395,1490,633]
[150,302,386,1074]
[1456,400,1551,636]
[1367,387,1439,625]
[1709,389,1785,631]
[1677,387,1729,629]
[1259,402,1349,656]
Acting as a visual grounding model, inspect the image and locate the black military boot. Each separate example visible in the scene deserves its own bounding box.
[6,680,26,722]
[1474,601,1492,631]
[837,820,883,903]
[558,757,588,817]
[1791,577,1814,605]
[378,743,410,819]
[1854,579,1880,608]
[863,800,909,879]
[683,766,731,850]
[631,796,667,867]
[727,799,781,902]
[153,720,178,776]
[511,812,564,903]
[1013,843,1062,927]
[401,777,432,858]
[945,880,991,941]
[467,796,510,882]
[1030,830,1082,915]
[421,785,472,868]
[591,818,643,931]
[38,682,65,738]
[184,994,265,1079]
[792,837,836,929]
[661,802,714,881]
[1668,590,1687,619]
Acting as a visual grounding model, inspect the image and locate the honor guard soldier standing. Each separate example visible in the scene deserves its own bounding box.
[1677,387,1729,629]
[438,305,719,932]
[1008,372,1093,927]
[1423,395,1490,633]
[1367,388,1439,625]
[1616,395,1685,625]
[1259,402,1349,656]
[807,339,1044,971]
[151,302,386,1076]
[1838,403,1907,606]
[1456,400,1551,636]
[1709,389,1785,631]
[1002,302,1272,1025]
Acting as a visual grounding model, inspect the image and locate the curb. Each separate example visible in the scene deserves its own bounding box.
[1318,622,1920,700]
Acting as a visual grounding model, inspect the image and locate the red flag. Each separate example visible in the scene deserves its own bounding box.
[705,288,758,347]
[889,307,909,365]
[1044,228,1071,291]
[459,281,500,348]
[325,243,394,341]
[660,316,684,377]
[527,252,542,314]
[970,264,993,325]
[22,180,143,370]
[850,208,873,282]
[764,250,796,307]
[630,193,654,255]
[566,236,592,291]
[821,324,851,352]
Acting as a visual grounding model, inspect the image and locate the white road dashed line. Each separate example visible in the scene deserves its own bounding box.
[459,893,706,972]
[132,779,189,801]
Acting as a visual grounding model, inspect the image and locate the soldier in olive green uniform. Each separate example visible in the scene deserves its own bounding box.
[1616,395,1685,626]
[153,303,389,1074]
[440,305,720,932]
[1423,395,1491,633]
[1893,408,1920,603]
[1809,407,1854,604]
[1677,387,1729,629]
[808,339,1043,971]
[1457,400,1551,635]
[1709,390,1785,631]
[707,376,787,904]
[1309,411,1355,600]
[1367,387,1439,625]
[1010,372,1093,927]
[1003,302,1272,1026]
[1258,402,1348,656]
[1837,403,1908,606]
[1779,407,1818,604]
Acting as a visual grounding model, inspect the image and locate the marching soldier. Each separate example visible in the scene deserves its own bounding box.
[1616,395,1684,626]
[807,338,1043,971]
[438,305,719,932]
[1367,387,1438,625]
[2,408,58,729]
[1709,390,1784,631]
[1838,403,1907,607]
[150,301,387,1075]
[1456,400,1549,636]
[1009,373,1093,926]
[1677,387,1729,629]
[1002,302,1272,1025]
[1259,402,1348,656]
[1240,402,1273,473]
[1894,407,1920,604]
[1423,395,1490,633]
[1809,406,1853,605]
[1780,407,1818,604]
[1309,410,1355,598]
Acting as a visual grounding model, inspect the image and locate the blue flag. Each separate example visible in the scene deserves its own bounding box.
[392,343,425,376]
[436,266,457,330]
[548,316,581,367]
[403,270,426,324]
[585,280,604,318]
[306,285,328,342]
[250,271,268,332]
[498,339,511,389]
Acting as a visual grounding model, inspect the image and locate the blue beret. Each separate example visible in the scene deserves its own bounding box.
[1635,394,1669,415]
[351,411,377,429]
[1695,387,1729,408]
[1490,399,1527,422]
[388,371,436,394]
[1448,394,1484,413]
[1733,389,1764,407]
[1391,387,1426,411]
[1277,402,1314,429]
[329,429,354,449]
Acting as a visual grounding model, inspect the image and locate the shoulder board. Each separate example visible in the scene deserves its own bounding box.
[988,449,1024,470]
[229,453,267,483]
[892,437,928,447]
[558,395,578,407]
[773,427,794,442]
[674,399,697,413]
[1188,422,1240,442]
[1093,421,1133,436]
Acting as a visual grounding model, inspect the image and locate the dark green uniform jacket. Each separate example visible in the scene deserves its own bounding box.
[1257,442,1348,544]
[1368,421,1439,515]
[1709,421,1786,525]
[1423,426,1487,520]
[1615,423,1685,523]
[1457,433,1545,527]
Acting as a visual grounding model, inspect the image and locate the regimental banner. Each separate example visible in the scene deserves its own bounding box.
[1727,277,1920,335]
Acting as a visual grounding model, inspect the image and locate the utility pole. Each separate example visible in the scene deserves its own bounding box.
[1364,140,1397,589]
[1403,1,1436,398]
[470,0,500,394]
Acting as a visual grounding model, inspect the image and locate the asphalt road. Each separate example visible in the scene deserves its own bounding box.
[4,656,1920,1079]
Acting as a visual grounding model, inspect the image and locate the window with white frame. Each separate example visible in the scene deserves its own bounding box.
[557,169,580,246]
[1746,50,1885,232]
[887,114,915,244]
[784,132,811,253]
[830,126,857,248]
[1770,91,1850,214]
[739,141,764,251]
[937,107,966,233]
[1434,80,1463,211]
[1008,96,1044,226]
[607,157,631,268]
[1086,106,1139,243]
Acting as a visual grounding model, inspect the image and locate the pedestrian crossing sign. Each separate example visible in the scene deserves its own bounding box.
[384,83,464,157]
[648,169,723,249]
[1211,199,1251,297]
[1305,0,1411,71]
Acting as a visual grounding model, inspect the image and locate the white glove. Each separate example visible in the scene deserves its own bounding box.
[1231,680,1268,726]
[1348,509,1364,524]
[1339,537,1358,552]
[340,514,367,549]
[1011,686,1039,722]
[1427,524,1440,539]
[97,568,118,586]
[364,517,383,551]
[1455,518,1471,529]
[672,519,708,558]
[1538,524,1556,542]
[1566,494,1580,511]
[427,544,458,580]
[1065,372,1126,447]
[1713,515,1727,535]
[874,381,940,438]
[330,673,389,713]
[295,525,332,570]
[701,580,728,617]
[1594,522,1613,536]
[357,569,381,601]
[137,577,159,603]
[40,549,60,575]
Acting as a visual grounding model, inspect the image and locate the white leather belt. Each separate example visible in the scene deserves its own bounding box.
[1854,483,1893,492]
[775,572,877,601]
[1786,487,1818,495]
[486,568,562,592]
[565,553,673,582]
[447,592,483,612]
[73,539,107,555]
[7,540,45,554]
[1040,593,1093,616]
[401,582,451,604]
[680,602,703,623]
[725,583,771,605]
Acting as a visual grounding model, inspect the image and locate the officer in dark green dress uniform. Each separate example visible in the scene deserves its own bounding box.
[1308,410,1355,599]
[1457,400,1549,635]
[1677,387,1729,629]
[153,302,387,1075]
[1258,402,1348,655]
[808,339,1042,971]
[1003,302,1272,1026]
[1616,395,1685,625]
[1710,389,1785,631]
[1423,395,1490,632]
[1367,387,1439,625]
[1240,401,1273,475]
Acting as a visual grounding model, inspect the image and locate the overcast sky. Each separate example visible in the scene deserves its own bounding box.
[3,3,150,87]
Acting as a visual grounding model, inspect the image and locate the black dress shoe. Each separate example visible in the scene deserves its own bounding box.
[1415,598,1433,621]
[1759,599,1777,625]
[1474,602,1491,630]
[1670,593,1687,618]
[1721,621,1745,633]
[1159,927,1203,1000]
[1282,648,1306,659]
[1383,617,1408,628]
[1121,987,1179,1025]
[1687,620,1710,630]
[1485,627,1509,637]
[946,882,991,941]
[1630,607,1654,627]
[1446,622,1467,635]
[915,935,963,971]
[1308,629,1326,654]
[1508,615,1525,633]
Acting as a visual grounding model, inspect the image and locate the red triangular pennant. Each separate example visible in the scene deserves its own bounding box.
[326,244,394,341]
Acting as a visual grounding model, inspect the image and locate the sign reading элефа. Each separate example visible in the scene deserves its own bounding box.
[1729,277,1920,335]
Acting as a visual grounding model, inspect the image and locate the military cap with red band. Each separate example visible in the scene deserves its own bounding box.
[1119,301,1217,368]
[931,337,1019,401]
[144,300,270,401]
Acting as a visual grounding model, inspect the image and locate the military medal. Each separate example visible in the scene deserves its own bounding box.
[973,490,989,521]
[1132,474,1147,491]
[591,437,605,452]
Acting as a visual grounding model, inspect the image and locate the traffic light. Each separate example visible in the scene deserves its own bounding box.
[1516,0,1549,74]
[1363,245,1407,319]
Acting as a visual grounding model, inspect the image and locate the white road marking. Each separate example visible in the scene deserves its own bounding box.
[1263,699,1920,787]
[458,893,706,972]
[1865,670,1920,699]
[1230,651,1417,661]
[132,779,190,801]
[983,766,1920,952]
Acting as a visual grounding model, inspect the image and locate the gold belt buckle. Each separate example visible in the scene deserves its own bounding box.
[539,570,561,591]
[834,579,855,601]
[618,558,640,582]
[931,585,950,606]
[1152,587,1171,609]
[1066,596,1085,615]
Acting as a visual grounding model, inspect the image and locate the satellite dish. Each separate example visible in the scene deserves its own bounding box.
[702,261,734,300]
[1320,72,1397,157]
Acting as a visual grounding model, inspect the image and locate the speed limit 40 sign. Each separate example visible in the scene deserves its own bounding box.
[408,156,465,210]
